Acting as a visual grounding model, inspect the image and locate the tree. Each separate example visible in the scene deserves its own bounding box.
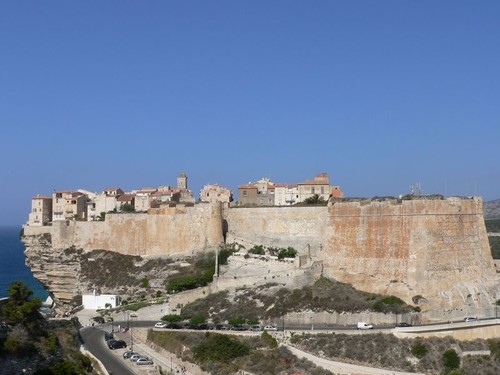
[1,281,42,334]
[121,203,135,213]
[303,194,327,205]
[161,314,182,323]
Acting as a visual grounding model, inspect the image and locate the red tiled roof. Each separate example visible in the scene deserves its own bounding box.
[117,194,135,202]
[32,195,52,199]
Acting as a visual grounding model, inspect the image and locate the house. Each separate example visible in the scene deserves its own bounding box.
[199,184,233,203]
[52,190,87,221]
[297,173,332,202]
[274,184,298,206]
[237,178,275,206]
[134,188,157,212]
[27,194,53,226]
[116,193,135,211]
[237,173,344,206]
[93,187,124,218]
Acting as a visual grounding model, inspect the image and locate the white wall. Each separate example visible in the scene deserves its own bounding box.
[82,294,120,310]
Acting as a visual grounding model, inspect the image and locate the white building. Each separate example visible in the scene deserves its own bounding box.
[82,291,120,310]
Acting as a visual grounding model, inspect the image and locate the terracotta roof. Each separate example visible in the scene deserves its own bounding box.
[32,195,52,199]
[136,188,157,194]
[273,183,298,188]
[238,184,258,189]
[117,194,135,202]
[298,179,329,185]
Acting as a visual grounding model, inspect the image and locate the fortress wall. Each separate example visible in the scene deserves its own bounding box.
[224,206,327,254]
[23,197,498,314]
[36,204,224,256]
[223,198,498,313]
[324,197,497,311]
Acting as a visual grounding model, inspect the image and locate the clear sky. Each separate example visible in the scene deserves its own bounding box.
[1,1,499,227]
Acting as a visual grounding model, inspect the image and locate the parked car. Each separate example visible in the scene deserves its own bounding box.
[136,357,154,365]
[123,351,139,359]
[154,322,168,328]
[104,332,114,342]
[263,325,278,331]
[357,322,374,330]
[464,317,477,322]
[251,325,263,331]
[396,322,412,327]
[231,324,248,331]
[129,354,142,362]
[108,340,127,349]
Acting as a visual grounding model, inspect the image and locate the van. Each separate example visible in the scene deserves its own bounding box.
[357,322,373,330]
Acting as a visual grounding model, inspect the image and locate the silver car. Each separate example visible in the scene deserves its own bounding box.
[136,357,154,365]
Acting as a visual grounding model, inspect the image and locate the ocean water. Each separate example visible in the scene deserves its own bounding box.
[0,226,49,300]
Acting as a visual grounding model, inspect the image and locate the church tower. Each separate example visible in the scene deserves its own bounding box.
[177,171,187,190]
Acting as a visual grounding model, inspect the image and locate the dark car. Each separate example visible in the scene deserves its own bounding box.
[109,340,127,349]
[104,332,114,342]
[92,316,105,324]
[396,322,412,327]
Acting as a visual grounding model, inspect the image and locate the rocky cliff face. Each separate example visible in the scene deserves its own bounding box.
[23,232,83,306]
[22,197,499,317]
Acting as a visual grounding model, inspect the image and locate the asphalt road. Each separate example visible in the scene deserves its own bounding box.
[80,326,135,375]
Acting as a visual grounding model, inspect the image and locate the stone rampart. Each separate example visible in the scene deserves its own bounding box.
[22,196,499,315]
[223,197,499,315]
[25,203,224,257]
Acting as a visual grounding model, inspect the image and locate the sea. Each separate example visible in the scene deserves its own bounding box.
[0,226,49,301]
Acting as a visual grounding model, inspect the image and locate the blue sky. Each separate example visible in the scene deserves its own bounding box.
[1,1,499,226]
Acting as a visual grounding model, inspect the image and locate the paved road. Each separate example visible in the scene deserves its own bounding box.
[80,326,135,375]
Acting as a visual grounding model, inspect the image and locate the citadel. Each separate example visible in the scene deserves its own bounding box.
[22,172,499,323]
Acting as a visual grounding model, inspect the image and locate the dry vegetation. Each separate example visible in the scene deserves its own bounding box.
[180,276,417,324]
[147,329,500,375]
[148,330,333,375]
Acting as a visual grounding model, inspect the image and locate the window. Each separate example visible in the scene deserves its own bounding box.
[311,187,315,193]
[243,191,247,197]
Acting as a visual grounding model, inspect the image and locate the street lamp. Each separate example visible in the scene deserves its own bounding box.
[131,315,134,351]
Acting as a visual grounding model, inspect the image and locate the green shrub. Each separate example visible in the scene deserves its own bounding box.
[278,247,297,259]
[249,245,265,255]
[442,349,460,371]
[411,343,428,358]
[161,314,182,323]
[190,315,206,325]
[228,317,246,325]
[261,330,278,349]
[193,333,250,363]
[140,277,149,288]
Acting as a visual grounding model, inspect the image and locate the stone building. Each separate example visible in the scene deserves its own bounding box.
[237,173,343,206]
[199,184,233,203]
[27,194,53,226]
[52,190,87,221]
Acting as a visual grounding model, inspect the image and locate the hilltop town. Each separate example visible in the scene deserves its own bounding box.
[26,172,343,226]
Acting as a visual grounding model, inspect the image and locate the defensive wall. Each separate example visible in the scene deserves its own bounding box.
[23,196,499,317]
[223,197,499,317]
[24,203,224,257]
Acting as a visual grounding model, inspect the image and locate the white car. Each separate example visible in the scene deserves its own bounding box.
[154,322,168,328]
[464,317,477,322]
[263,325,277,331]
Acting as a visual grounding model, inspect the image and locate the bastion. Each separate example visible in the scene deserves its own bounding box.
[22,196,499,315]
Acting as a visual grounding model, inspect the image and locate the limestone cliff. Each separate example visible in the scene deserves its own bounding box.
[22,197,499,317]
